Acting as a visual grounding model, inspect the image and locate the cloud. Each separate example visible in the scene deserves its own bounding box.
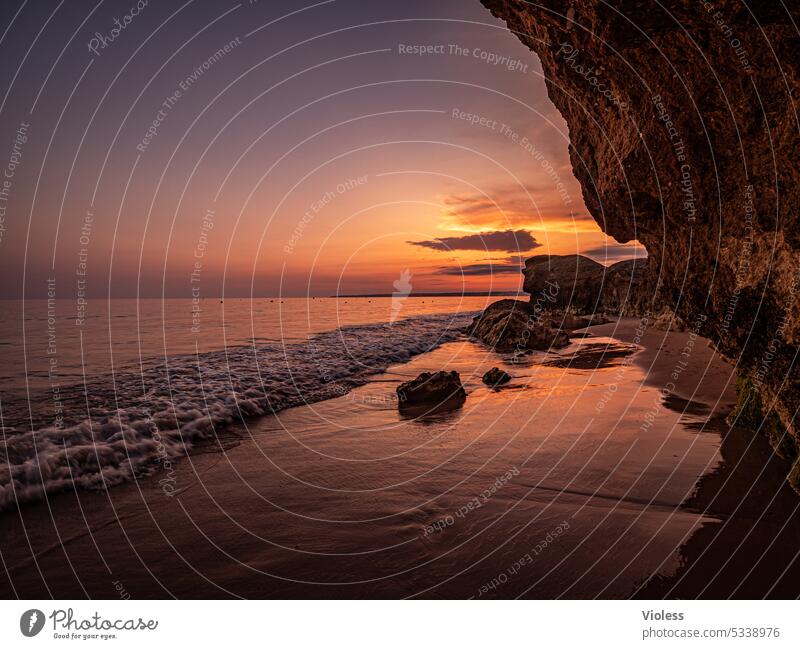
[408,229,541,253]
[434,263,523,276]
[439,188,600,233]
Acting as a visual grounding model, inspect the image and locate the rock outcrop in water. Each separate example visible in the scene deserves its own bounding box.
[481,0,800,490]
[469,299,570,352]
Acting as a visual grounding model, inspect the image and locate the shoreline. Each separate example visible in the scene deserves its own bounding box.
[0,310,479,514]
[1,318,797,598]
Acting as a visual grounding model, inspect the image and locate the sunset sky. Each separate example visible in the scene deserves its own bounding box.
[0,0,644,298]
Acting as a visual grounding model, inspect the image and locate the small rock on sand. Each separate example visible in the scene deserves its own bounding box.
[396,370,466,413]
[482,367,512,386]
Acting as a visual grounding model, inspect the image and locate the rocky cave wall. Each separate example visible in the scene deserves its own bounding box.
[480,0,800,486]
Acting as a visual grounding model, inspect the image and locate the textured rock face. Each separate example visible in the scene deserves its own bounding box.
[481,0,800,486]
[523,254,646,314]
[396,371,466,414]
[469,299,570,352]
[601,258,648,315]
[523,254,604,313]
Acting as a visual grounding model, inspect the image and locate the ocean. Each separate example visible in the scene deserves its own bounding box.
[3,297,799,598]
[0,297,503,510]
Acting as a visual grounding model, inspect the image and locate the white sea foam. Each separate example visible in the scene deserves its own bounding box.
[0,312,474,510]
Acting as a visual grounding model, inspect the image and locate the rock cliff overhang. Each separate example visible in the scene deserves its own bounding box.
[481,0,800,489]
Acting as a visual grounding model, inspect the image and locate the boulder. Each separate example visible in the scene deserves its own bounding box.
[482,367,512,386]
[523,254,649,315]
[524,255,605,314]
[396,371,466,413]
[468,299,570,352]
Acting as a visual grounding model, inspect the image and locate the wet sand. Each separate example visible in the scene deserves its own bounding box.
[586,318,738,413]
[588,318,800,597]
[1,319,798,598]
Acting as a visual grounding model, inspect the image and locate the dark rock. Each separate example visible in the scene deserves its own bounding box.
[480,0,800,490]
[483,367,512,386]
[730,376,798,464]
[524,254,605,314]
[524,254,649,315]
[651,306,687,332]
[553,312,611,330]
[396,371,466,413]
[468,299,570,352]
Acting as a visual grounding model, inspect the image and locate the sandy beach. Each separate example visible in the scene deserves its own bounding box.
[1,319,797,599]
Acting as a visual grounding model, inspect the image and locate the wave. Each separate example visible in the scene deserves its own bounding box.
[0,311,475,511]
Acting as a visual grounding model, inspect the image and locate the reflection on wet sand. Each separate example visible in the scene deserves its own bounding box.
[1,320,797,598]
[637,417,800,598]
